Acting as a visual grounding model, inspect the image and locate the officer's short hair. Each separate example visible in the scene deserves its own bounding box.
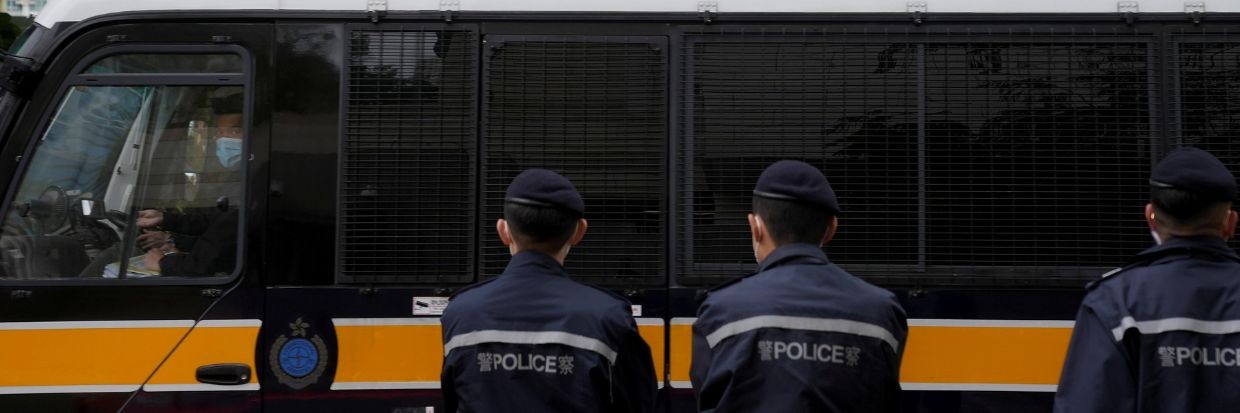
[1151,187,1232,231]
[752,196,833,246]
[504,202,579,251]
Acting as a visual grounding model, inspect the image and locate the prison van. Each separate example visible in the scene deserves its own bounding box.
[0,0,1236,411]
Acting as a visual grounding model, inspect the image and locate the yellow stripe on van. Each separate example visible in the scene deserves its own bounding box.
[667,318,1073,391]
[900,320,1073,388]
[332,318,444,389]
[331,317,666,390]
[669,318,695,387]
[0,321,193,388]
[147,320,262,389]
[636,319,666,382]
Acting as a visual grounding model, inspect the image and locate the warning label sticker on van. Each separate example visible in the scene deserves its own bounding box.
[413,297,449,316]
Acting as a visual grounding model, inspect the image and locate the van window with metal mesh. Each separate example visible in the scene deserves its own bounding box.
[1175,36,1240,249]
[679,28,1153,287]
[340,28,477,284]
[923,38,1151,278]
[679,34,919,286]
[481,37,666,288]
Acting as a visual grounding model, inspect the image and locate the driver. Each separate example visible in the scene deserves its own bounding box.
[136,89,244,276]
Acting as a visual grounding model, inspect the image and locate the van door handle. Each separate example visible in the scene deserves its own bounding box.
[195,363,251,385]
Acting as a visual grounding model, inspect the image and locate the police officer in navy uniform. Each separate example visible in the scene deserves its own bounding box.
[440,169,656,413]
[691,160,908,413]
[1056,147,1240,412]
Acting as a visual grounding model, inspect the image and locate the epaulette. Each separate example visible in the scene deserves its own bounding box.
[1085,246,1206,290]
[449,277,499,300]
[694,273,757,307]
[709,272,757,293]
[1085,266,1128,290]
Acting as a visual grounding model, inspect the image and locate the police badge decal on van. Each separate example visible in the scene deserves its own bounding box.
[269,317,329,389]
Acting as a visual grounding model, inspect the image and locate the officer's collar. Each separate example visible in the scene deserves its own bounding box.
[758,243,829,272]
[1136,235,1239,262]
[501,250,570,278]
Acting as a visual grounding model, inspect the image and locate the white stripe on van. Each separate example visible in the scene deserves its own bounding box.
[0,320,194,330]
[142,383,260,392]
[0,385,142,394]
[330,381,441,390]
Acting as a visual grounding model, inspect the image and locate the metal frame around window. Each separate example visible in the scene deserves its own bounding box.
[0,44,253,286]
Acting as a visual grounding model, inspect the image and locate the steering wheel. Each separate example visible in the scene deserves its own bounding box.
[27,185,69,233]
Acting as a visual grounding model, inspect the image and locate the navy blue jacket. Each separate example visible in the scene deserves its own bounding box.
[1056,236,1240,413]
[691,244,908,413]
[440,251,656,413]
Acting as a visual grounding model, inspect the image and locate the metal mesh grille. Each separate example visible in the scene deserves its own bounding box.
[923,35,1152,275]
[481,37,666,287]
[341,28,478,284]
[1175,34,1240,250]
[679,28,1153,287]
[679,33,919,286]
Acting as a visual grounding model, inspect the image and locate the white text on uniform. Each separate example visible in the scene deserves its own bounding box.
[1159,346,1240,367]
[477,353,575,375]
[757,340,860,366]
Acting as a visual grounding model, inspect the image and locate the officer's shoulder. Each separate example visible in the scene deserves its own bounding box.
[1085,256,1165,291]
[1084,245,1207,290]
[449,277,499,300]
[708,272,757,294]
[577,281,632,305]
[695,273,760,308]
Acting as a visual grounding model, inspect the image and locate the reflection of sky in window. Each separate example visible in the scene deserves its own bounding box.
[7,0,45,15]
[355,32,441,82]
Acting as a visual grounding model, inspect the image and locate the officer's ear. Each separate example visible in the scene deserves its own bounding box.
[1145,203,1158,230]
[568,218,588,246]
[820,216,839,246]
[748,213,765,244]
[497,219,514,247]
[1224,208,1237,240]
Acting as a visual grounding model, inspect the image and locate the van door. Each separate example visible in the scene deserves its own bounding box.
[0,23,270,412]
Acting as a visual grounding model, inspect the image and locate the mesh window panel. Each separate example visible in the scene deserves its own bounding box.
[679,31,920,286]
[341,28,478,284]
[923,31,1152,280]
[679,28,1154,287]
[1174,34,1240,250]
[481,37,667,288]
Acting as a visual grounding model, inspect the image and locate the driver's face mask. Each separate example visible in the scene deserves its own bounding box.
[214,137,243,169]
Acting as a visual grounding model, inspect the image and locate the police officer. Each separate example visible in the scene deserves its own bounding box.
[690,160,908,412]
[440,169,656,413]
[1055,147,1240,412]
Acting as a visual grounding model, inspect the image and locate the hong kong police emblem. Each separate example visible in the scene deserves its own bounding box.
[269,317,329,389]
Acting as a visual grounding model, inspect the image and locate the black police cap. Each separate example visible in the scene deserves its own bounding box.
[1150,147,1237,201]
[753,160,840,214]
[504,168,584,215]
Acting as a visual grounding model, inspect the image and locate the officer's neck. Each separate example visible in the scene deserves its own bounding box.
[512,245,570,265]
[1157,228,1228,244]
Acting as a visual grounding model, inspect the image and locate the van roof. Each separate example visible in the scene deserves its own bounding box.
[35,0,1238,27]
